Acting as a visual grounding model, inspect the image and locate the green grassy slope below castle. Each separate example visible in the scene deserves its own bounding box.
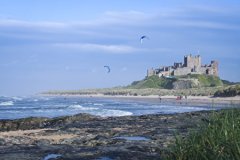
[179,74,223,87]
[128,75,176,89]
[128,74,223,89]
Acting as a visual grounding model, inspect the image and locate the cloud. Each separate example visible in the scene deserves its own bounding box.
[0,6,239,36]
[100,10,152,25]
[167,19,240,30]
[52,43,140,54]
[0,19,67,30]
[0,11,150,31]
[0,6,239,57]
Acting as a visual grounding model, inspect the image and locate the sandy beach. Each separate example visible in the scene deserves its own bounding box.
[45,93,240,106]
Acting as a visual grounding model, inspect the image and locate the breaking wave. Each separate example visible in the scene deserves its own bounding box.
[95,109,133,117]
[0,101,14,106]
[11,97,23,101]
[68,104,98,110]
[93,103,104,106]
[68,105,132,117]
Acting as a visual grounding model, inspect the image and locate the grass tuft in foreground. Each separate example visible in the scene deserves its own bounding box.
[166,108,240,160]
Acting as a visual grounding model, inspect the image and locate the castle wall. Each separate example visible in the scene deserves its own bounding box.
[198,67,208,74]
[184,55,201,68]
[173,67,191,76]
[158,71,171,77]
[147,55,218,77]
[211,61,218,76]
[147,68,155,77]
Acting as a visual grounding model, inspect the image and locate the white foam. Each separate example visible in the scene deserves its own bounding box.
[93,103,104,106]
[95,109,133,117]
[68,104,98,110]
[43,154,62,160]
[0,101,14,106]
[12,97,23,101]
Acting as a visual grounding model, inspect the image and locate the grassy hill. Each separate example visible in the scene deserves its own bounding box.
[180,74,223,87]
[43,74,237,97]
[128,74,223,89]
[128,75,177,89]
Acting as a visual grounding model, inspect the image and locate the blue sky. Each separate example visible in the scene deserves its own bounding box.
[0,0,240,96]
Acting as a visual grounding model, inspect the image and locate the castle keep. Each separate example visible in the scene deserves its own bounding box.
[147,55,218,77]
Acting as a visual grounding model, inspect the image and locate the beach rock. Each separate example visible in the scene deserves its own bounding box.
[0,113,98,132]
[0,117,49,131]
[0,111,211,160]
[0,138,5,145]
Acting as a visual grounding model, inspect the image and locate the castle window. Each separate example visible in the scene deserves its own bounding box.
[206,69,209,74]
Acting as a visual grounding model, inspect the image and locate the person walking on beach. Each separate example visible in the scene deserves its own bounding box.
[159,95,162,103]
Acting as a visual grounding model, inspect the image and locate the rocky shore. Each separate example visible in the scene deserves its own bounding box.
[0,110,213,160]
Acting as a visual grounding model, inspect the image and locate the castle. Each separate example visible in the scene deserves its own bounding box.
[147,54,218,77]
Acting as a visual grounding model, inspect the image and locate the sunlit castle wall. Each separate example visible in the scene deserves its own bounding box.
[147,68,156,77]
[173,67,192,76]
[184,54,201,69]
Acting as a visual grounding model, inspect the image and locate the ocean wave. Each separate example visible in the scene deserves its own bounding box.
[68,105,98,110]
[11,97,23,101]
[93,103,104,106]
[0,101,14,106]
[95,109,133,117]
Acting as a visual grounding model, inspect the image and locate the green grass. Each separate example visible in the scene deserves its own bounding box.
[129,75,177,89]
[165,109,240,160]
[128,75,223,89]
[43,86,225,96]
[181,74,223,87]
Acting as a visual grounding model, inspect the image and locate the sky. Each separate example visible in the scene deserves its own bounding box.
[0,0,240,96]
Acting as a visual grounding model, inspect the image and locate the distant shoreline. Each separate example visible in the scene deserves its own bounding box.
[42,93,240,107]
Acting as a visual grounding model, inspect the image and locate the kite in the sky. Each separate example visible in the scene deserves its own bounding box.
[104,66,111,73]
[140,35,149,44]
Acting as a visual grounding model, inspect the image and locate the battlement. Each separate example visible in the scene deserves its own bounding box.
[147,55,218,77]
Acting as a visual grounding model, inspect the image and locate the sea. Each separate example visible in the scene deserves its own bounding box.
[0,96,216,120]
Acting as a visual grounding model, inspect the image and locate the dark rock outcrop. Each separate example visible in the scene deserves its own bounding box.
[0,113,97,131]
[0,111,211,160]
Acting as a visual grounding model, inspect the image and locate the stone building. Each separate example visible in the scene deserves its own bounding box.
[147,54,218,77]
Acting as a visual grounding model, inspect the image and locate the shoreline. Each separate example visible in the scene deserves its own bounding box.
[42,94,240,106]
[0,98,239,159]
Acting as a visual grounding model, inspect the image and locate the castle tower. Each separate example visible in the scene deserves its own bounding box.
[211,61,219,76]
[184,54,201,72]
[147,68,155,77]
